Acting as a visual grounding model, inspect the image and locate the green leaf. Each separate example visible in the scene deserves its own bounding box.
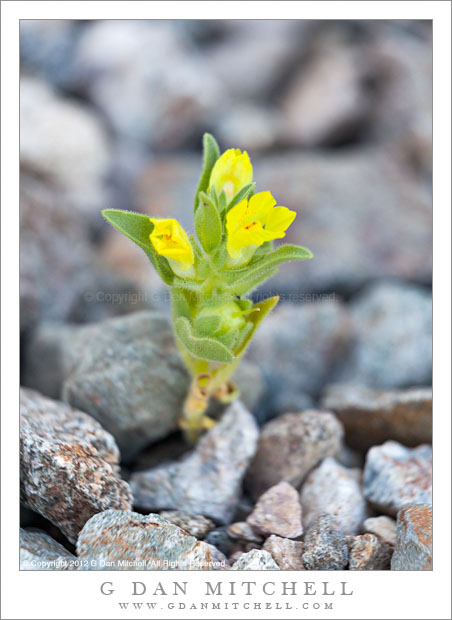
[223,244,313,294]
[217,329,238,349]
[102,209,174,285]
[194,195,222,254]
[174,317,234,363]
[234,321,253,351]
[226,267,279,296]
[194,314,221,336]
[226,182,256,212]
[193,133,220,213]
[170,289,191,321]
[218,190,227,213]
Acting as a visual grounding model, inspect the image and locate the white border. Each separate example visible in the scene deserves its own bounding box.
[2,2,451,619]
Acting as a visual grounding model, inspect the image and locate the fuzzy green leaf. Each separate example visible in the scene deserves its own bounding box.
[226,267,279,296]
[194,315,222,336]
[170,289,191,321]
[102,209,174,285]
[226,182,256,212]
[194,196,222,254]
[217,329,239,349]
[174,317,234,363]
[193,133,220,213]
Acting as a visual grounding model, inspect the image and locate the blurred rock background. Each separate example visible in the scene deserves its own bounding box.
[19,20,432,569]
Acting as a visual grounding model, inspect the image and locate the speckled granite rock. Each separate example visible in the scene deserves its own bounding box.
[20,528,76,571]
[20,388,131,543]
[300,458,366,535]
[246,410,343,499]
[363,516,397,545]
[391,504,432,570]
[302,515,349,571]
[247,481,303,539]
[77,510,211,570]
[159,511,215,539]
[231,549,280,571]
[363,442,432,516]
[23,312,191,460]
[131,401,259,524]
[347,533,393,570]
[322,385,432,450]
[262,535,304,570]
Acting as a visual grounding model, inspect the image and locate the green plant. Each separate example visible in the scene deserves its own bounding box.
[103,134,313,442]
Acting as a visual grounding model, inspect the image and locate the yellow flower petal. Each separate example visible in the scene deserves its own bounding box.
[209,148,253,200]
[149,218,194,273]
[265,206,297,238]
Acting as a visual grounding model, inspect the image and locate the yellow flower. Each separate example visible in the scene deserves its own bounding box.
[209,148,253,200]
[149,218,194,276]
[226,191,296,261]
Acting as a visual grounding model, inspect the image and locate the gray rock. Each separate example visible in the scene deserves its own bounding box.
[322,385,432,450]
[247,302,351,419]
[363,441,432,516]
[20,528,76,571]
[23,312,191,460]
[262,535,304,570]
[246,410,343,499]
[227,522,263,545]
[247,481,303,539]
[302,515,349,570]
[347,533,393,570]
[130,401,259,524]
[254,149,432,296]
[205,544,231,570]
[77,510,211,570]
[215,103,279,152]
[300,458,367,536]
[205,527,234,557]
[231,549,280,571]
[159,511,215,539]
[363,516,397,546]
[340,282,432,389]
[20,388,132,543]
[391,504,432,570]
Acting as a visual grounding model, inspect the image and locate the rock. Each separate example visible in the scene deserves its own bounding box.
[246,302,351,419]
[74,20,224,149]
[300,458,367,536]
[347,534,393,570]
[363,441,432,516]
[246,410,343,499]
[363,516,397,545]
[205,544,231,570]
[231,549,280,571]
[205,527,234,557]
[20,388,132,543]
[262,535,305,570]
[340,282,432,389]
[391,504,432,570]
[247,481,303,539]
[20,528,76,571]
[302,515,349,570]
[254,149,432,296]
[322,385,432,450]
[20,77,110,196]
[159,511,215,539]
[130,401,259,524]
[77,510,211,570]
[215,103,279,152]
[227,522,263,545]
[22,312,191,460]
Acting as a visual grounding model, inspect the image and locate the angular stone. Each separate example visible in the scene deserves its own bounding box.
[322,385,432,450]
[22,312,191,460]
[205,527,234,558]
[205,544,231,570]
[77,510,211,570]
[231,549,280,571]
[246,410,343,499]
[302,515,349,571]
[247,481,303,539]
[20,388,131,543]
[159,511,215,539]
[300,458,366,536]
[246,302,351,420]
[363,516,397,545]
[339,282,432,389]
[20,528,76,571]
[363,442,432,516]
[131,401,259,524]
[227,522,263,544]
[391,504,432,570]
[262,535,304,570]
[347,533,393,570]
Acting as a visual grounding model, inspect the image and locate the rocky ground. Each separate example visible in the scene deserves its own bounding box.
[20,19,432,570]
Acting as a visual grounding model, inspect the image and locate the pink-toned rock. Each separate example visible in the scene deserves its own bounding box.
[247,481,303,539]
[263,535,304,570]
[363,516,397,545]
[347,533,393,570]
